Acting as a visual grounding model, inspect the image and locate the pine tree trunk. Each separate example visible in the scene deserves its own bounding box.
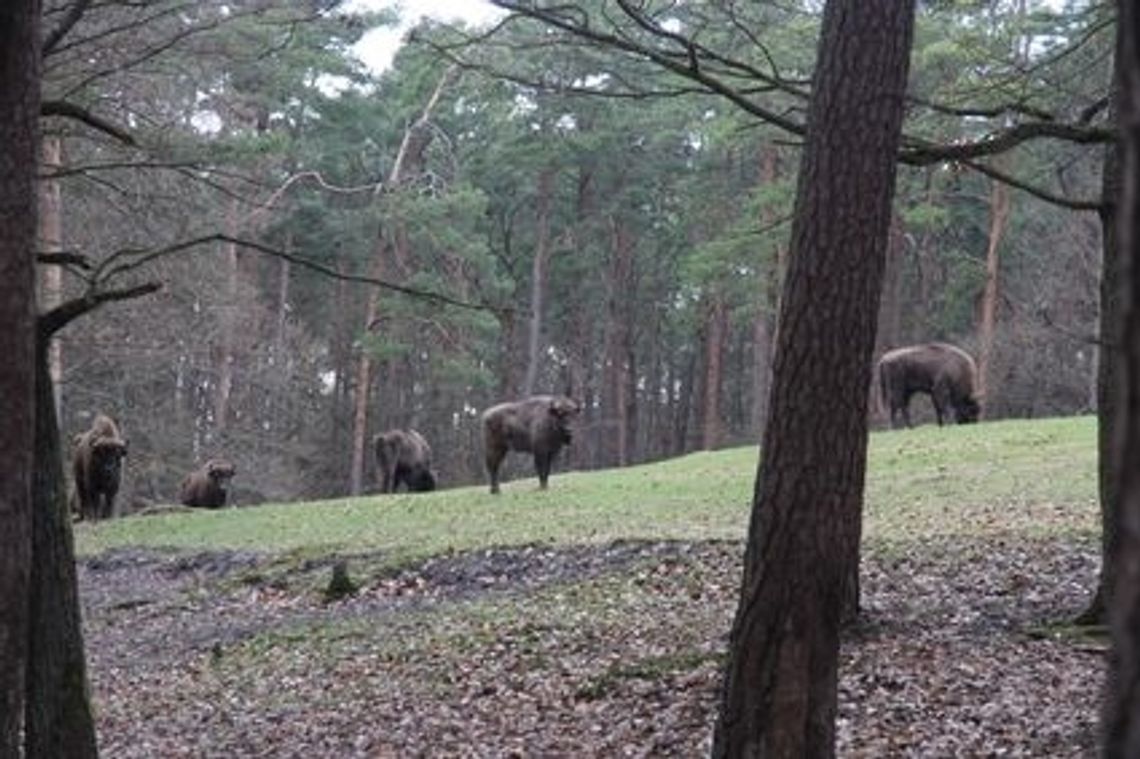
[524,167,555,396]
[349,287,379,496]
[977,172,1010,407]
[0,1,40,749]
[752,146,783,437]
[1104,3,1140,750]
[213,200,240,440]
[701,293,726,450]
[1077,25,1122,629]
[40,135,64,415]
[713,1,915,754]
[26,334,97,759]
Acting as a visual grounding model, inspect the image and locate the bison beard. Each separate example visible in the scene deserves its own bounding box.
[180,459,236,508]
[373,429,436,494]
[481,395,580,494]
[877,342,981,428]
[72,413,128,521]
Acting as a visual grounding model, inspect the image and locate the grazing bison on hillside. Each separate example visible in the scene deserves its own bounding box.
[180,459,236,508]
[482,395,581,494]
[73,414,129,521]
[877,342,981,428]
[374,429,436,493]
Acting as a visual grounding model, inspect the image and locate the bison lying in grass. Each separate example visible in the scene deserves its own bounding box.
[180,459,236,508]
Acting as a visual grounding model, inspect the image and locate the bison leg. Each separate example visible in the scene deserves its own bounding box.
[486,445,507,494]
[380,460,397,493]
[889,396,910,429]
[534,451,553,490]
[932,381,953,427]
[99,490,116,520]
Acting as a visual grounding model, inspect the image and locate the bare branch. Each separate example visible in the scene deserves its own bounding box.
[43,0,94,56]
[38,282,164,339]
[907,96,1056,123]
[36,251,92,269]
[97,234,510,315]
[957,158,1102,212]
[900,121,1113,166]
[41,100,136,146]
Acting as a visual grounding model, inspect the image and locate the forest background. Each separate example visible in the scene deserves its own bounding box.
[44,0,1110,506]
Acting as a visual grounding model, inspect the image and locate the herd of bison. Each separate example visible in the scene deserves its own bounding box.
[70,341,980,521]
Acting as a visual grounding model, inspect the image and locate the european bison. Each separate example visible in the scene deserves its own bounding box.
[374,429,436,493]
[482,395,581,494]
[180,459,236,508]
[877,342,981,428]
[72,414,128,521]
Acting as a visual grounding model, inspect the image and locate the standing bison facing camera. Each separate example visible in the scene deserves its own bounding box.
[877,342,981,428]
[374,429,436,493]
[180,459,236,508]
[72,414,129,521]
[482,395,581,494]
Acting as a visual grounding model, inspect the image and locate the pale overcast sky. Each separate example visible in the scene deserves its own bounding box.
[348,0,505,73]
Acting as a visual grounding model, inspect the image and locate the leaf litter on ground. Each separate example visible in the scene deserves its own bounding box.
[81,531,1102,757]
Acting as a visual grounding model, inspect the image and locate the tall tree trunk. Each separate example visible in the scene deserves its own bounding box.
[349,285,380,496]
[751,311,773,436]
[26,332,97,759]
[496,308,520,399]
[0,1,40,750]
[348,65,455,495]
[977,172,1010,408]
[713,1,915,754]
[602,215,635,466]
[877,213,905,354]
[213,200,240,440]
[39,135,63,415]
[1077,15,1122,629]
[1104,3,1140,751]
[524,166,555,396]
[752,145,784,438]
[701,293,727,450]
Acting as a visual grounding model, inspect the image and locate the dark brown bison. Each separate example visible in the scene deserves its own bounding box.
[180,459,236,508]
[373,429,436,493]
[72,414,129,521]
[877,342,981,428]
[482,395,581,494]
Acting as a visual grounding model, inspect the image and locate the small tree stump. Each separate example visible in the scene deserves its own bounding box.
[324,560,357,603]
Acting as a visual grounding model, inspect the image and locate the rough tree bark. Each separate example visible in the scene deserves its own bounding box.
[1104,1,1140,753]
[0,0,41,751]
[712,1,915,755]
[26,323,98,759]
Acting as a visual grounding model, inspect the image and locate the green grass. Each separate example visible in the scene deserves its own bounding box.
[76,415,1099,563]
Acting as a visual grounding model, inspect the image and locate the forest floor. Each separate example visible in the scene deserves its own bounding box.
[82,530,1104,757]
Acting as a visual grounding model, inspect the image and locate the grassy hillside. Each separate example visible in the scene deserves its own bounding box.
[76,415,1099,562]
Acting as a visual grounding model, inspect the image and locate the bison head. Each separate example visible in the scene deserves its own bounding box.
[957,396,981,424]
[92,438,128,481]
[548,396,581,443]
[206,459,236,484]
